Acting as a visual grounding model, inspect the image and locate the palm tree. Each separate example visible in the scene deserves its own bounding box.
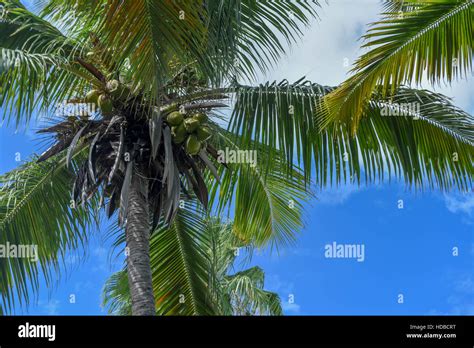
[0,0,472,315]
[102,214,282,315]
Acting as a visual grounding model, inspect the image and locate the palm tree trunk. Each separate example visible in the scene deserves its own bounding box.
[125,175,155,315]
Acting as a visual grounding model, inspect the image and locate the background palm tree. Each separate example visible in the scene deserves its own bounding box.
[103,214,282,315]
[0,0,472,315]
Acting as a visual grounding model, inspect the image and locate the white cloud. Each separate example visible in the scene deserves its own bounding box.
[265,274,302,314]
[266,274,294,294]
[255,0,381,86]
[91,246,110,272]
[38,299,61,315]
[251,0,473,116]
[428,271,474,315]
[453,275,474,294]
[282,301,301,314]
[316,183,363,205]
[444,193,474,224]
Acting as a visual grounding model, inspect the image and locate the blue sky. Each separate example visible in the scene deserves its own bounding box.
[1,0,473,315]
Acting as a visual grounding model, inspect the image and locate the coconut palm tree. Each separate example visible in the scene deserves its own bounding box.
[102,214,282,315]
[0,0,472,315]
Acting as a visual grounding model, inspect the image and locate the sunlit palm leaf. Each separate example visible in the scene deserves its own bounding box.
[229,79,331,181]
[322,0,473,132]
[39,0,208,99]
[205,0,320,82]
[0,1,91,125]
[228,79,473,191]
[208,129,311,249]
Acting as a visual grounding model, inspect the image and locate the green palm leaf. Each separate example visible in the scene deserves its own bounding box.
[0,155,96,313]
[208,129,311,249]
[0,1,93,125]
[227,79,473,191]
[39,0,208,98]
[322,0,473,132]
[103,216,281,316]
[150,203,216,315]
[101,269,131,316]
[108,202,217,315]
[229,79,331,181]
[340,87,474,190]
[204,0,320,82]
[223,266,282,315]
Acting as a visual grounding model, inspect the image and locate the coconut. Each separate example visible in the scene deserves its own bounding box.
[185,135,201,155]
[167,111,184,126]
[106,79,130,100]
[171,124,187,143]
[196,126,212,141]
[194,113,208,124]
[98,94,113,114]
[184,118,200,133]
[85,89,101,105]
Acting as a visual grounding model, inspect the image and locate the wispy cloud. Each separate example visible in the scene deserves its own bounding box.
[316,184,363,206]
[91,246,110,273]
[428,271,474,315]
[282,301,301,314]
[444,193,474,224]
[38,299,61,315]
[266,274,302,314]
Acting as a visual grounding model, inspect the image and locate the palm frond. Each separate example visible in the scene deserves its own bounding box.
[103,216,281,316]
[227,79,473,191]
[204,0,320,82]
[149,203,216,315]
[105,205,216,315]
[351,87,474,190]
[0,1,91,125]
[322,0,473,132]
[223,266,282,315]
[101,269,131,315]
[229,79,331,182]
[209,129,311,249]
[40,0,208,99]
[0,155,96,313]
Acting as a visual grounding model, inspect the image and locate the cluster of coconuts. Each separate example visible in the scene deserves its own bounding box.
[84,79,130,115]
[167,111,212,155]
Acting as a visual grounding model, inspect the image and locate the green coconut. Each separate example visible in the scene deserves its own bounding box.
[185,134,201,155]
[171,124,187,143]
[98,94,113,114]
[196,126,212,141]
[106,79,130,100]
[184,118,200,133]
[167,111,184,126]
[194,113,208,124]
[85,89,101,104]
